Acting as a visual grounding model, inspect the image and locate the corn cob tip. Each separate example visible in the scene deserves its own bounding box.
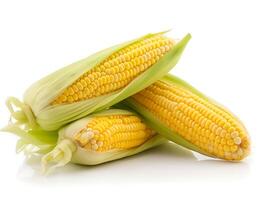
[74,115,155,152]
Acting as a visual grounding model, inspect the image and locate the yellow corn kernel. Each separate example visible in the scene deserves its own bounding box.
[74,115,155,152]
[52,35,175,105]
[131,80,250,160]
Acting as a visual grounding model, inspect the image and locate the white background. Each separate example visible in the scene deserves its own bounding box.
[0,0,265,199]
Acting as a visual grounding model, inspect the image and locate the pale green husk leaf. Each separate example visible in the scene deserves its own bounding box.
[1,124,58,155]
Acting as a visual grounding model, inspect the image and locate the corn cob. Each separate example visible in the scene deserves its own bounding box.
[5,32,191,131]
[122,74,250,161]
[41,109,166,174]
[74,115,154,152]
[52,35,175,105]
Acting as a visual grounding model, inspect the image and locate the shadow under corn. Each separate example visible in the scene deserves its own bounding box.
[16,142,250,184]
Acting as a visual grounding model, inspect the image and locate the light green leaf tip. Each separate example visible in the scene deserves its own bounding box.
[1,123,58,156]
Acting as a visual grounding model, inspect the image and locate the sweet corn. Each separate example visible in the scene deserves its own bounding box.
[5,32,191,131]
[52,35,175,105]
[41,109,166,174]
[74,116,154,152]
[122,74,250,161]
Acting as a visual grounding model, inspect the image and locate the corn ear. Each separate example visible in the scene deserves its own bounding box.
[6,32,191,131]
[121,74,250,161]
[41,109,166,174]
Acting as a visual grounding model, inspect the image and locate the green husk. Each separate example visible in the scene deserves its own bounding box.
[120,74,215,157]
[1,124,58,155]
[41,109,167,174]
[6,32,191,131]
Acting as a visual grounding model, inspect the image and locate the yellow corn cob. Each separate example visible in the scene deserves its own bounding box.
[52,35,175,105]
[74,115,155,152]
[5,32,190,131]
[124,75,250,161]
[41,109,166,174]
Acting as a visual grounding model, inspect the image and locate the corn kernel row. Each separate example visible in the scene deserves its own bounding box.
[131,81,250,160]
[74,115,155,152]
[52,35,175,105]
